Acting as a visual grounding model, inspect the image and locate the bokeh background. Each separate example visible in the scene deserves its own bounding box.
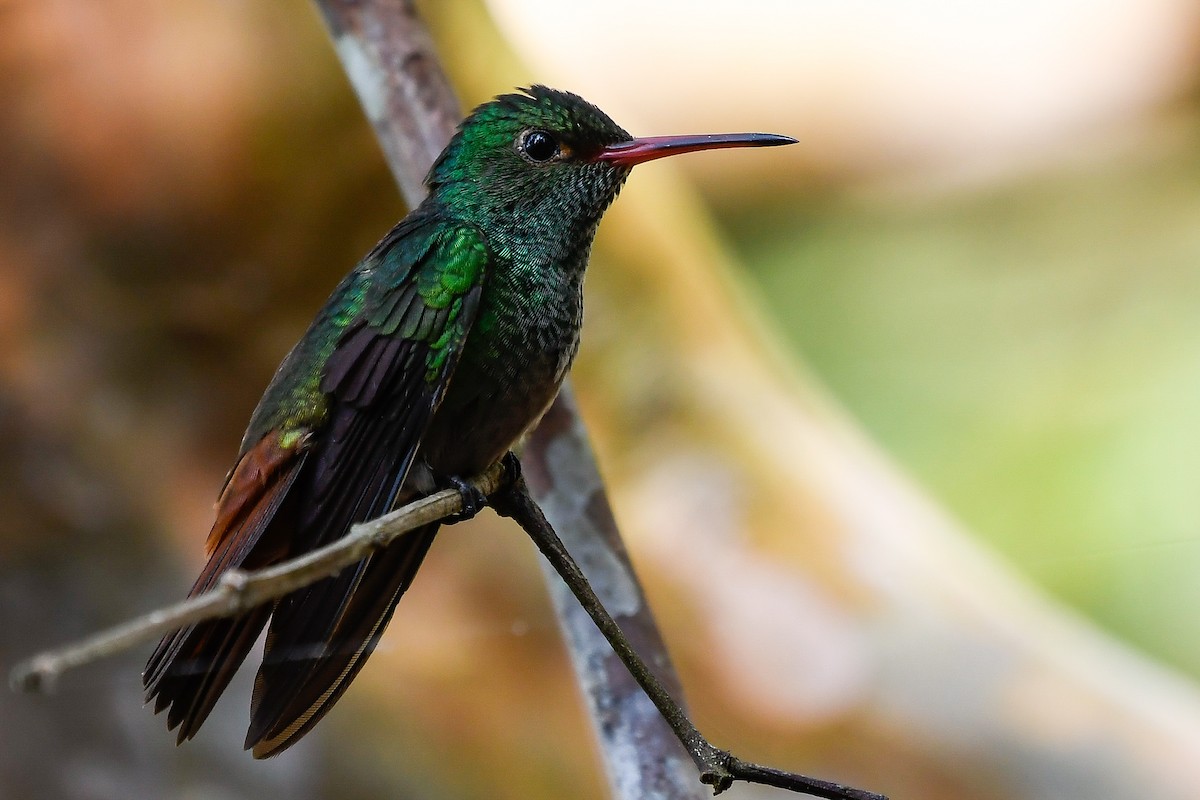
[4,0,1200,798]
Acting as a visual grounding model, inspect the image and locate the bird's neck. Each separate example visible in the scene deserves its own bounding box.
[425,195,602,281]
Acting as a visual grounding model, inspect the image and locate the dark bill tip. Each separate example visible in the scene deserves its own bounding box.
[595,132,797,167]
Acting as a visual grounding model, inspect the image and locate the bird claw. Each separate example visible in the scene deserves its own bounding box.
[499,451,523,487]
[442,474,488,524]
[438,454,523,525]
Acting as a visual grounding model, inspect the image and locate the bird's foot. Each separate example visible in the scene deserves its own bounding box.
[488,452,528,521]
[440,454,524,524]
[441,474,488,524]
[498,451,523,487]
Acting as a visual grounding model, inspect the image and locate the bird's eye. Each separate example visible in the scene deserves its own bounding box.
[520,130,559,162]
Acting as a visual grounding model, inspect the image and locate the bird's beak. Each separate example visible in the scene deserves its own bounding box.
[594,132,796,167]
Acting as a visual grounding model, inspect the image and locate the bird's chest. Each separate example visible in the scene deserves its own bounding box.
[469,262,583,390]
[421,260,583,475]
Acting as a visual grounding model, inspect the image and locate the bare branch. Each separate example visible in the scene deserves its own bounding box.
[313,0,461,201]
[9,444,885,799]
[9,462,506,695]
[522,387,709,797]
[492,466,886,800]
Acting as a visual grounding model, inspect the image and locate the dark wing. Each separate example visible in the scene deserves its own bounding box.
[244,222,490,757]
[143,218,490,755]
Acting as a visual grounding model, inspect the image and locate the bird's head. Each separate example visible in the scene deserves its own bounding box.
[426,86,794,261]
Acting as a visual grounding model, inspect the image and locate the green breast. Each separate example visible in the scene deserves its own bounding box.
[422,249,586,474]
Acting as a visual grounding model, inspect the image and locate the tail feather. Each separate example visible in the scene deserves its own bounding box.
[158,610,274,741]
[241,373,436,757]
[143,433,305,740]
[245,523,439,757]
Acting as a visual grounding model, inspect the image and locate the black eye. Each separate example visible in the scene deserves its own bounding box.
[521,130,559,162]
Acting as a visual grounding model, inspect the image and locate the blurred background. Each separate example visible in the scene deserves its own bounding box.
[4,0,1200,798]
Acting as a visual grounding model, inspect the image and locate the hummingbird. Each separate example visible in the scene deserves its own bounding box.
[143,85,794,757]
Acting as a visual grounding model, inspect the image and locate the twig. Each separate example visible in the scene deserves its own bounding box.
[9,449,884,799]
[522,388,709,798]
[9,462,506,694]
[492,466,887,800]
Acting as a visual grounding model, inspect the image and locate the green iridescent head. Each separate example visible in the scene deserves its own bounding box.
[424,85,796,261]
[425,86,632,260]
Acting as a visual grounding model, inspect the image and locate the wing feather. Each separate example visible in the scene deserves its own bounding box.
[245,222,489,756]
[144,217,491,755]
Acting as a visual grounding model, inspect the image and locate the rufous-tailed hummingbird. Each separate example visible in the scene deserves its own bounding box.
[144,86,795,757]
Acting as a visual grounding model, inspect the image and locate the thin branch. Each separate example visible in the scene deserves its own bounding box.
[492,466,887,800]
[9,462,506,695]
[10,450,883,800]
[522,387,709,797]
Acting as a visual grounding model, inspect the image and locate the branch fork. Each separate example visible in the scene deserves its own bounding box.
[11,459,884,800]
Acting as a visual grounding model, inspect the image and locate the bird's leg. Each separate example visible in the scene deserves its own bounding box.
[488,458,884,800]
[497,450,523,486]
[438,474,489,523]
[439,453,521,524]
